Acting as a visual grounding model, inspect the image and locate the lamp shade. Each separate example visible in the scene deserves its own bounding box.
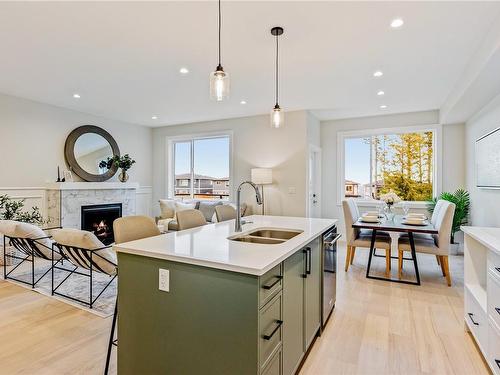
[251,168,273,185]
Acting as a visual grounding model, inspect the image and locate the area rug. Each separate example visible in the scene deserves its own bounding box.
[5,259,116,318]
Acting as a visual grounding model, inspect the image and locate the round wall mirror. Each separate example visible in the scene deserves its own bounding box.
[64,126,120,182]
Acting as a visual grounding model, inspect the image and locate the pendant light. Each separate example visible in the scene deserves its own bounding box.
[270,27,284,128]
[210,0,229,101]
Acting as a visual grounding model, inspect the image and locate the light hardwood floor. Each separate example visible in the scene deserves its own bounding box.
[0,244,489,375]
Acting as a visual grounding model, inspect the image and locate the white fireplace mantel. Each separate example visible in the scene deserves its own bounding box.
[46,182,139,191]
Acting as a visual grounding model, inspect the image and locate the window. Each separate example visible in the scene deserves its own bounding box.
[171,135,231,200]
[343,131,435,201]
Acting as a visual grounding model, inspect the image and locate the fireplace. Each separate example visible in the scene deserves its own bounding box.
[81,203,122,245]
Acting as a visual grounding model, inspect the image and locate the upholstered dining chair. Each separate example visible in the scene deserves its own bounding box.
[400,199,446,265]
[342,199,392,275]
[215,205,237,222]
[104,215,162,375]
[176,209,207,231]
[113,215,160,244]
[0,220,61,288]
[397,200,456,286]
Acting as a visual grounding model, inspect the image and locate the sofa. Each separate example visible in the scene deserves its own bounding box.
[156,199,248,231]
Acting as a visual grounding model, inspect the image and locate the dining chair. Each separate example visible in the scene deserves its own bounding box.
[397,200,456,286]
[215,205,237,222]
[342,199,392,275]
[176,209,207,231]
[113,215,160,244]
[400,199,446,266]
[104,215,162,375]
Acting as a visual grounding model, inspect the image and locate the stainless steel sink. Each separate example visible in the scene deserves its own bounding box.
[230,236,286,244]
[247,229,302,240]
[229,228,303,244]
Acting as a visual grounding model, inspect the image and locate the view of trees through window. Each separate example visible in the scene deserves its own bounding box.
[173,136,230,200]
[345,131,433,201]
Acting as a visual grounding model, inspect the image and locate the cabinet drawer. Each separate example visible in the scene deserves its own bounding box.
[465,286,487,351]
[259,264,282,308]
[489,271,500,328]
[261,348,282,375]
[259,292,282,371]
[489,320,500,375]
[488,251,500,281]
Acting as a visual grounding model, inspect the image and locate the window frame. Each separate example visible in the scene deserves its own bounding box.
[166,131,233,201]
[337,124,442,207]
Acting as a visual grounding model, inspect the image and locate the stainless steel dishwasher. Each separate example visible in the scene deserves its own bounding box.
[321,226,341,328]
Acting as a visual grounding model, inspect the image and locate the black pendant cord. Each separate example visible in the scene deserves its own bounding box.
[275,33,279,107]
[218,0,222,68]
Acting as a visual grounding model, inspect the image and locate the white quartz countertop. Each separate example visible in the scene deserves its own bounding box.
[461,226,500,255]
[114,215,338,276]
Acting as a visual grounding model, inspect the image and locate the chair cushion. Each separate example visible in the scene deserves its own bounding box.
[198,201,222,222]
[352,232,392,249]
[397,236,444,255]
[0,220,58,259]
[52,228,117,275]
[159,199,177,219]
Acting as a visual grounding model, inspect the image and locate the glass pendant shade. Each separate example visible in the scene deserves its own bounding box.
[210,66,230,101]
[271,105,284,128]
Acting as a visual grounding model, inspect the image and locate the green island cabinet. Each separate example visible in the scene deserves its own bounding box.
[117,236,322,375]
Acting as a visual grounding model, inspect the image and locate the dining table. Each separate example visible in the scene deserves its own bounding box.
[352,215,438,286]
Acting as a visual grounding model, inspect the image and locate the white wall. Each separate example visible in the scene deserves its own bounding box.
[0,93,153,187]
[320,110,466,234]
[465,93,500,226]
[152,111,311,217]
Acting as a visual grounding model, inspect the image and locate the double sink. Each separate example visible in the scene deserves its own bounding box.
[229,228,303,245]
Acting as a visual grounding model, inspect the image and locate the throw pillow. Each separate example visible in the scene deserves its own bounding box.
[198,201,223,222]
[159,199,177,219]
[175,201,196,212]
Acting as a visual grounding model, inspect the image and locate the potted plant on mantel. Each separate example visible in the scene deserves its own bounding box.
[428,188,470,250]
[99,154,136,183]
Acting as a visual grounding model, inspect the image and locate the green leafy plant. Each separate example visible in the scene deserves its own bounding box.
[99,154,136,172]
[0,195,45,225]
[428,188,470,243]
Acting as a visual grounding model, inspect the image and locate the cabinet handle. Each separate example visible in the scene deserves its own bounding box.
[467,312,479,325]
[495,359,500,369]
[262,276,282,290]
[263,320,283,340]
[324,233,342,246]
[302,249,308,278]
[306,247,312,275]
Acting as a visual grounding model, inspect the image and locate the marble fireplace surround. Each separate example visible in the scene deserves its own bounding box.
[46,182,139,229]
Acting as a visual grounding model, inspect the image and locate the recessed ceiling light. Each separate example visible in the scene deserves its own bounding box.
[179,67,189,74]
[373,71,383,78]
[391,18,404,28]
[380,105,388,109]
[240,100,247,105]
[151,116,158,120]
[377,91,385,96]
[73,93,81,99]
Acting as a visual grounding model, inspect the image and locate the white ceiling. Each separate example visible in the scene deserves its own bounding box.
[0,1,499,127]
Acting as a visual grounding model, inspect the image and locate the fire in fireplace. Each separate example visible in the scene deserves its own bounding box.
[81,203,122,245]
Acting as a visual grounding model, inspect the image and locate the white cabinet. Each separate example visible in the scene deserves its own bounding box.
[463,226,500,375]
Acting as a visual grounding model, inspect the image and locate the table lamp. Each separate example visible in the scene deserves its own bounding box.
[251,168,273,215]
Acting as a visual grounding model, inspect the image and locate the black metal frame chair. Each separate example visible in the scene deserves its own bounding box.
[51,242,117,309]
[3,229,59,288]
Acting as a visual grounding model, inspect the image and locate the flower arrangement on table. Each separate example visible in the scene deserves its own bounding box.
[379,191,401,220]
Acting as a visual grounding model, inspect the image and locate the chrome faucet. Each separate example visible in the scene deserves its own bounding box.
[235,181,263,232]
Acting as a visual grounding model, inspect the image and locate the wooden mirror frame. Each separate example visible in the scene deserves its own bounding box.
[64,125,120,182]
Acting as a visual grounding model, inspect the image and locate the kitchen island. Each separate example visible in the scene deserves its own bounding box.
[114,215,337,375]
